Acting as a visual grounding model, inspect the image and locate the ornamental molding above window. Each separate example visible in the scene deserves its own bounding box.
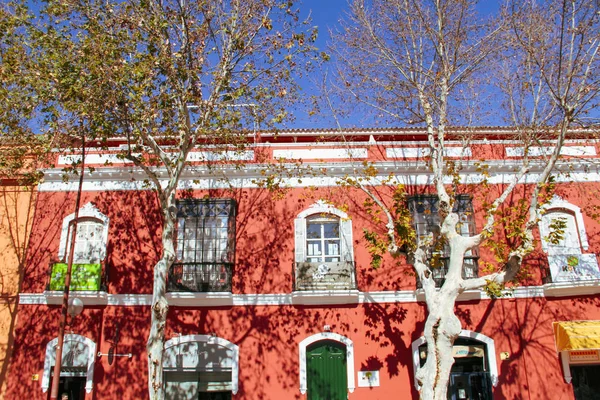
[58,202,109,262]
[42,334,96,394]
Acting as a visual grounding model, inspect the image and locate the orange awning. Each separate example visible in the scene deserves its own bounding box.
[553,321,600,352]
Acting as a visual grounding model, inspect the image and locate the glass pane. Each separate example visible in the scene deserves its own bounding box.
[323,223,339,239]
[325,240,340,256]
[307,241,322,257]
[307,223,322,239]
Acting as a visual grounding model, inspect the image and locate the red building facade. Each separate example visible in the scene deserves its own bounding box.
[6,128,600,399]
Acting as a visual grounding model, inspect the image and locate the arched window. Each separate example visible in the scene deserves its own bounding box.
[294,201,355,291]
[58,203,109,263]
[51,203,109,291]
[163,335,239,398]
[538,197,599,283]
[42,334,96,394]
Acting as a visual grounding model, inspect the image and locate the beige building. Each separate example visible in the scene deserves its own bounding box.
[0,183,36,399]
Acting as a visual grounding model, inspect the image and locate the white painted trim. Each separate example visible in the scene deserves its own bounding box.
[163,334,240,394]
[411,330,499,391]
[58,202,109,261]
[273,148,367,160]
[296,200,348,220]
[58,150,255,166]
[560,351,572,383]
[42,334,96,393]
[299,332,355,395]
[166,292,234,306]
[18,281,598,307]
[292,290,360,305]
[506,146,596,157]
[540,196,590,251]
[386,147,472,158]
[38,161,600,192]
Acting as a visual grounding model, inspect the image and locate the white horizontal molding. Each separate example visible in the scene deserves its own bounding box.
[272,148,368,160]
[58,151,255,167]
[19,282,597,307]
[386,147,471,159]
[506,146,596,157]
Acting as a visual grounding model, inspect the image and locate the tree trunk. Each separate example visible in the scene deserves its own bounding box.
[417,213,472,400]
[147,196,176,400]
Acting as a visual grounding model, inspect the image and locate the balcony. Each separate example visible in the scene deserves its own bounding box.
[167,262,232,292]
[48,262,105,291]
[294,261,357,291]
[543,253,600,284]
[417,258,479,288]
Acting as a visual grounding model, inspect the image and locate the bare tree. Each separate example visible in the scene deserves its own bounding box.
[9,0,317,398]
[328,0,599,399]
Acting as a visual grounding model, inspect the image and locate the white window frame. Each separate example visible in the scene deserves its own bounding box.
[298,332,355,395]
[294,200,353,264]
[58,202,109,262]
[163,334,239,395]
[42,334,96,394]
[539,196,589,252]
[411,330,499,391]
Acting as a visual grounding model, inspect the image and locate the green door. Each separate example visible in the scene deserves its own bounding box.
[307,340,347,400]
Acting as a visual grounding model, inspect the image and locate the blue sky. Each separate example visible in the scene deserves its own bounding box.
[289,0,502,129]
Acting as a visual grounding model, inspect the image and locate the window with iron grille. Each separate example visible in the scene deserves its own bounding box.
[171,199,236,292]
[408,195,479,283]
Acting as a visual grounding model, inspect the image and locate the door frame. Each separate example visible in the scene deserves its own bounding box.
[299,332,355,395]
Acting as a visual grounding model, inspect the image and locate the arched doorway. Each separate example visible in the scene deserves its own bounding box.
[299,332,355,398]
[306,340,347,400]
[412,330,498,400]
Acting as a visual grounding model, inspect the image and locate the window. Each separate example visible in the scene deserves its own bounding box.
[408,195,478,285]
[306,215,341,263]
[58,203,109,263]
[294,201,355,291]
[538,197,599,283]
[169,199,236,292]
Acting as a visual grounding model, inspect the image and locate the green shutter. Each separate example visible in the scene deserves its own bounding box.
[307,340,347,400]
[50,263,102,291]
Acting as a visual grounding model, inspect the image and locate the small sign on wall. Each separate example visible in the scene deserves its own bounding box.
[569,350,600,363]
[358,370,380,387]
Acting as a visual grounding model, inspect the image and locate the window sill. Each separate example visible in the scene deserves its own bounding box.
[166,292,234,307]
[543,279,600,297]
[43,290,109,306]
[415,289,482,302]
[291,289,360,305]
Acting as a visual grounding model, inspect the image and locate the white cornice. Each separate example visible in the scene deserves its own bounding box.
[38,158,600,192]
[18,281,599,307]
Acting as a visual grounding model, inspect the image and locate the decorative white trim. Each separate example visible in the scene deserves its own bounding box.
[506,146,596,157]
[43,291,108,306]
[166,292,234,307]
[58,202,110,261]
[38,159,600,192]
[416,289,482,302]
[411,330,499,391]
[299,332,355,395]
[164,334,239,395]
[386,147,471,159]
[273,148,367,160]
[560,351,573,383]
[18,281,599,307]
[58,151,255,166]
[540,196,589,251]
[296,200,349,220]
[543,279,600,297]
[42,334,96,393]
[291,290,360,305]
